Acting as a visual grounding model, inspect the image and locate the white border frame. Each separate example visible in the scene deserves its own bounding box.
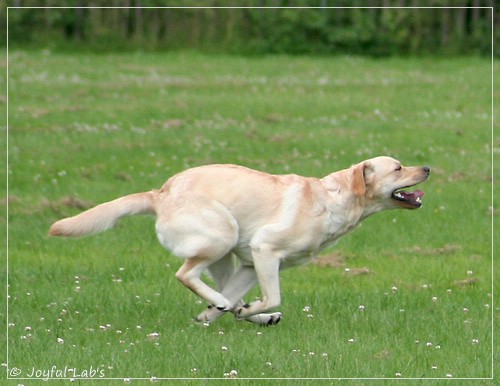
[5,4,495,382]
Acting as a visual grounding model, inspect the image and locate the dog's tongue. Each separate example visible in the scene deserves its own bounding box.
[402,190,424,199]
[400,190,424,204]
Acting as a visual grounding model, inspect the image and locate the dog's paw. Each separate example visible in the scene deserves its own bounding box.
[234,304,249,319]
[235,311,282,326]
[266,312,282,326]
[254,312,282,326]
[196,304,231,324]
[208,304,230,312]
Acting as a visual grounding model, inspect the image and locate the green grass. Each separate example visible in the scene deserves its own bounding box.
[4,50,497,384]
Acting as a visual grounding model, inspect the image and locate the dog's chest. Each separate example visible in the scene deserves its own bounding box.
[326,207,362,238]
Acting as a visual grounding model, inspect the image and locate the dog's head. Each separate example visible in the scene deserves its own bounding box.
[351,156,430,213]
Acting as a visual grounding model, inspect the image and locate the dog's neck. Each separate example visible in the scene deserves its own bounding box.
[319,170,385,221]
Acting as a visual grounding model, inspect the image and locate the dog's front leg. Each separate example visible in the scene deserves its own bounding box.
[235,248,281,319]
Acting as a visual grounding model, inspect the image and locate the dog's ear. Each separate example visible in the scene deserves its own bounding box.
[351,162,366,197]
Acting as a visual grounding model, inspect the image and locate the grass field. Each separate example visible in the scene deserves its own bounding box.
[4,50,497,384]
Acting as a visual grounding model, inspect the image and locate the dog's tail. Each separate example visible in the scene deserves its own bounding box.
[49,191,156,237]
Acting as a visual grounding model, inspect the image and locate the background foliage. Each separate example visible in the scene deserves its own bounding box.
[4,0,497,56]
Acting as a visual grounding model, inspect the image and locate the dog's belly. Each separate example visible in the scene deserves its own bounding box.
[232,228,334,269]
[233,243,327,270]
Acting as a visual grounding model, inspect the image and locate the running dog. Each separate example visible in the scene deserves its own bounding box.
[49,156,430,326]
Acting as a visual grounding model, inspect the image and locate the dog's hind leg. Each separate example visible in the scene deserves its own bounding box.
[159,203,240,313]
[207,253,238,292]
[176,257,233,312]
[192,253,236,321]
[196,263,282,325]
[195,263,255,322]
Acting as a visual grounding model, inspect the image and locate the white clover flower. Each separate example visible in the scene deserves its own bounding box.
[224,370,238,378]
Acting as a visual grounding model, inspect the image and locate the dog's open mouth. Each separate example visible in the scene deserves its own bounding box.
[391,188,424,208]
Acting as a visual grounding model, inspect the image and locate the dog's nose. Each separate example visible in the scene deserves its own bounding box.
[423,166,431,174]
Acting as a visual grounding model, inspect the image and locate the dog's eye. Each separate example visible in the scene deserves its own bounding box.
[395,165,402,171]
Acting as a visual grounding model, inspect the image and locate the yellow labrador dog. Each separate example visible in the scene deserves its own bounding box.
[50,156,430,326]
